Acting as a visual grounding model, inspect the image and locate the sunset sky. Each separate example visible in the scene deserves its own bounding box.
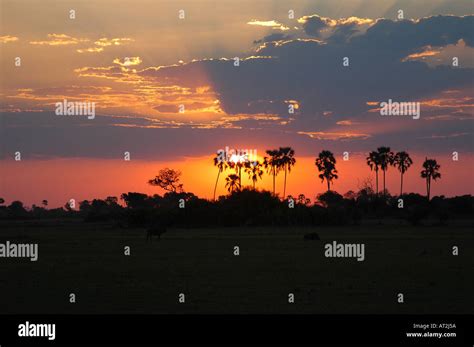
[1,0,473,207]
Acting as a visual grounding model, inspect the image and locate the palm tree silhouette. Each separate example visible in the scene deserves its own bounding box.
[245,161,263,189]
[225,173,241,194]
[366,151,381,195]
[420,158,441,201]
[377,146,394,196]
[393,151,413,196]
[264,149,281,195]
[315,150,338,192]
[213,154,228,200]
[279,147,296,198]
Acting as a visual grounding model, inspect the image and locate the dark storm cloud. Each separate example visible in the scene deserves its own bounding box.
[300,15,331,37]
[141,14,474,119]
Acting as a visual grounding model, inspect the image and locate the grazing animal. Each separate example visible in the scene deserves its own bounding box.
[146,226,167,242]
[303,232,320,241]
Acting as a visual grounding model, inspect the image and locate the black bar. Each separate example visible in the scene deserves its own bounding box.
[0,314,472,345]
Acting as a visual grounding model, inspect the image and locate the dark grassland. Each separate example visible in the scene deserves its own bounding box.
[0,219,472,314]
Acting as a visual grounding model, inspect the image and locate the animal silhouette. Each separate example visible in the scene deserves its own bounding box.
[146,225,167,242]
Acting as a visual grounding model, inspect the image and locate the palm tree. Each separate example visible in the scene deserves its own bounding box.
[225,174,241,194]
[377,146,394,196]
[315,150,338,192]
[213,154,228,200]
[245,161,263,189]
[264,149,281,195]
[279,147,296,198]
[42,199,48,207]
[393,151,413,196]
[366,151,381,195]
[420,158,441,201]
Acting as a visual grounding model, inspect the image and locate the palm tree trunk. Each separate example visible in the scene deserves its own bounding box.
[213,170,221,200]
[400,172,403,196]
[253,179,256,190]
[427,177,431,201]
[283,166,287,198]
[375,170,379,195]
[272,167,276,195]
[238,166,241,188]
[383,170,386,196]
[327,179,330,192]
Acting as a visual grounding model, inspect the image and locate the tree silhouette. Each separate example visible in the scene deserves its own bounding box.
[227,151,246,188]
[213,154,228,200]
[315,150,338,192]
[377,146,394,196]
[0,198,5,206]
[393,151,413,196]
[420,158,441,201]
[42,200,48,207]
[225,173,241,194]
[245,161,263,189]
[148,168,184,193]
[366,151,381,194]
[279,147,296,198]
[264,149,281,196]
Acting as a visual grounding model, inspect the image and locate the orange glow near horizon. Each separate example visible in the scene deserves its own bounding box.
[1,153,472,208]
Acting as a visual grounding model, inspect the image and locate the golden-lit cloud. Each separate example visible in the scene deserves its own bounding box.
[77,47,104,53]
[298,131,371,141]
[402,47,441,61]
[0,35,19,44]
[94,37,133,47]
[30,34,89,46]
[247,20,290,31]
[113,57,142,67]
[77,37,134,53]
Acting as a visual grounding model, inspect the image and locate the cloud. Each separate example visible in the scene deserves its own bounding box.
[77,47,104,53]
[0,35,19,44]
[76,37,134,53]
[298,15,374,41]
[6,14,473,159]
[247,20,290,31]
[113,57,142,67]
[297,131,371,141]
[253,33,293,44]
[94,37,133,47]
[30,34,89,46]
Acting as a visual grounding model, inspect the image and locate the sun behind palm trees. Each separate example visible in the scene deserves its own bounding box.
[315,150,338,192]
[421,158,441,201]
[393,151,413,196]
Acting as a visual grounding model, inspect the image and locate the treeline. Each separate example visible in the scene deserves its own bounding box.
[1,189,472,227]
